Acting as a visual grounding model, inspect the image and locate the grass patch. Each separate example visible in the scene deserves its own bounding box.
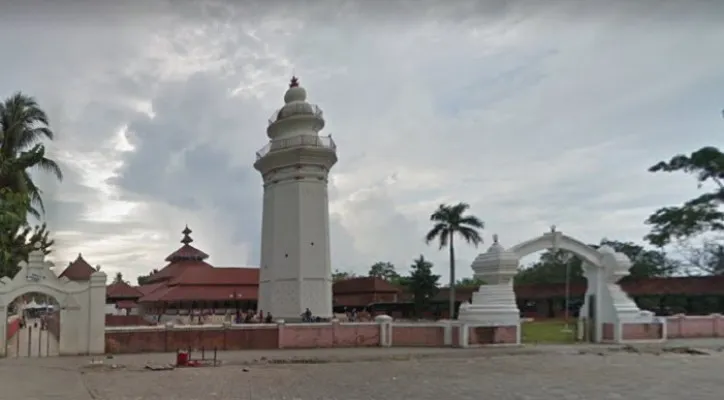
[521,320,576,344]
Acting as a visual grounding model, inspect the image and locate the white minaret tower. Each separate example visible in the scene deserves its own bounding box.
[254,76,337,321]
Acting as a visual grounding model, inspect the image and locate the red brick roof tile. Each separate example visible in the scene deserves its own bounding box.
[169,267,259,286]
[164,244,210,262]
[140,285,258,302]
[432,276,724,302]
[58,254,96,281]
[106,281,143,299]
[333,277,401,294]
[138,267,260,303]
[163,226,209,262]
[137,282,166,296]
[144,260,214,284]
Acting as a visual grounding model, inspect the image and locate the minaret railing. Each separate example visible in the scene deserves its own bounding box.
[255,134,336,159]
[268,104,324,125]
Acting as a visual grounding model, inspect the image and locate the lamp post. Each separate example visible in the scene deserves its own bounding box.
[563,259,572,333]
[551,224,572,333]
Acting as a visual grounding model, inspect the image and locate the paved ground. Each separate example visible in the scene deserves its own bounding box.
[2,339,724,399]
[5,318,59,358]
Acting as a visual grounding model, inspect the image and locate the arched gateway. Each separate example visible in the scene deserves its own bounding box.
[0,248,106,357]
[458,228,655,343]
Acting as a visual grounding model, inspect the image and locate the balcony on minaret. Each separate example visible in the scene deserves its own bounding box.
[265,76,327,140]
[255,134,336,160]
[256,76,336,162]
[268,103,324,126]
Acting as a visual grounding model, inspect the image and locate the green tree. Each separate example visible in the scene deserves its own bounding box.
[0,188,29,277]
[515,239,677,285]
[425,202,484,319]
[455,277,486,288]
[0,188,53,278]
[332,269,356,282]
[0,92,63,217]
[0,93,60,276]
[599,239,679,279]
[406,255,439,317]
[368,261,399,281]
[113,272,124,284]
[516,249,585,285]
[644,145,724,247]
[136,269,159,285]
[680,238,724,275]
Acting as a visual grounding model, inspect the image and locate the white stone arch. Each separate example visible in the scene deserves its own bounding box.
[0,249,107,357]
[459,229,653,343]
[508,231,603,268]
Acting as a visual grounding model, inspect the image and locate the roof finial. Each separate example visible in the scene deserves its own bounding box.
[550,225,556,233]
[289,76,299,88]
[181,225,193,245]
[492,234,499,244]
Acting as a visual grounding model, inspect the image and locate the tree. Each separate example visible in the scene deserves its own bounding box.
[406,255,439,317]
[368,261,399,281]
[0,188,28,277]
[0,93,60,276]
[332,269,356,282]
[516,249,585,285]
[0,187,53,278]
[455,277,486,288]
[599,239,679,279]
[679,238,724,275]
[514,239,677,285]
[137,269,159,285]
[113,272,124,284]
[645,145,724,247]
[425,202,484,319]
[0,92,63,217]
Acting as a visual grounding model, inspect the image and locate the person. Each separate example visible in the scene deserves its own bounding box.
[264,313,273,323]
[302,308,312,322]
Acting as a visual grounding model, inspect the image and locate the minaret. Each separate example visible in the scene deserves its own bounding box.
[254,76,337,321]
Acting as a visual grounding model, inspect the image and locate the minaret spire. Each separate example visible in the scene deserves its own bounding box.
[181,225,193,245]
[289,76,299,88]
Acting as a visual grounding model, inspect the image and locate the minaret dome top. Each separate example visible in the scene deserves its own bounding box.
[284,76,307,104]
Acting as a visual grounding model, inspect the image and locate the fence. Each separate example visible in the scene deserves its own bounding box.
[666,314,724,338]
[105,320,520,354]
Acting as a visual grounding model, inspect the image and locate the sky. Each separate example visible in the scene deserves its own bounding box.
[1,0,723,283]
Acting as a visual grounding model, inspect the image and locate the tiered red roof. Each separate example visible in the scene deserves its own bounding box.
[136,226,260,303]
[107,280,143,300]
[58,254,96,281]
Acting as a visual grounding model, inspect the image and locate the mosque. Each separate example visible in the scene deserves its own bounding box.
[55,78,724,323]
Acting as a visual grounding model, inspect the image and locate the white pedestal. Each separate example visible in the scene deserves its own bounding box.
[457,284,520,325]
[608,284,655,323]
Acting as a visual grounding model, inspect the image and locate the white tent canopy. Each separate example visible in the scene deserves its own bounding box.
[24,300,50,309]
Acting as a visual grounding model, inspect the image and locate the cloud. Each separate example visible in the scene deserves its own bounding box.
[2,0,724,283]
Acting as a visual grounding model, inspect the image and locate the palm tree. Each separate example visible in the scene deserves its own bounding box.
[425,202,484,319]
[0,92,63,217]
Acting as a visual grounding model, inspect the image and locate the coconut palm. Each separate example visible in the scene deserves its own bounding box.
[425,202,484,319]
[0,92,63,217]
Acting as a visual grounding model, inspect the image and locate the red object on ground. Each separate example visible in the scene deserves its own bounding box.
[176,351,189,366]
[6,317,20,340]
